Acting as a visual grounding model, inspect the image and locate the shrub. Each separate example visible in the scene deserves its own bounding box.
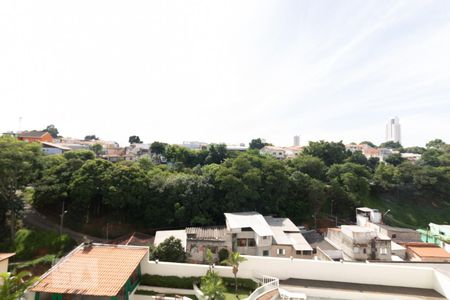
[140,274,257,291]
[218,248,229,263]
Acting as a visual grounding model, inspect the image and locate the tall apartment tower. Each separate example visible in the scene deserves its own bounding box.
[293,135,300,146]
[385,117,401,143]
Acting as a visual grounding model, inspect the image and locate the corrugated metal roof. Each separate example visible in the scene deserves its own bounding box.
[186,226,227,241]
[264,217,312,251]
[264,216,299,232]
[31,244,148,296]
[225,212,274,237]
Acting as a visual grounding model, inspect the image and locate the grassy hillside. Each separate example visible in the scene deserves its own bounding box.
[361,194,450,229]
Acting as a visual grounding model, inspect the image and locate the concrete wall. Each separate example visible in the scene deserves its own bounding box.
[142,255,437,290]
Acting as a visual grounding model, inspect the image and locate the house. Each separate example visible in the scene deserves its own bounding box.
[185,227,231,263]
[17,131,53,143]
[41,142,71,155]
[405,243,450,262]
[0,253,15,273]
[154,212,313,262]
[326,226,392,261]
[259,146,302,160]
[264,216,313,258]
[225,212,274,256]
[28,243,148,300]
[418,223,450,252]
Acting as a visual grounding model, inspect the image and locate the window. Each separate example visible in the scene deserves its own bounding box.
[363,248,366,254]
[391,234,397,239]
[262,236,268,240]
[277,248,286,255]
[237,239,247,247]
[248,239,256,247]
[263,250,269,256]
[296,250,302,255]
[380,247,387,255]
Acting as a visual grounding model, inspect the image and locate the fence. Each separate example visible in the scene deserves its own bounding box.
[246,275,279,300]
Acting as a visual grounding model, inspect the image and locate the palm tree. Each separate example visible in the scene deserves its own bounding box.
[0,271,38,300]
[222,252,247,296]
[200,270,225,300]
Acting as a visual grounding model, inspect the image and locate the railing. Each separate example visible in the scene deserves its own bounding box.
[246,275,279,300]
[193,283,205,300]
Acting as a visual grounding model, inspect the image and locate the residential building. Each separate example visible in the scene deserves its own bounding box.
[154,212,313,262]
[264,216,313,258]
[385,116,401,143]
[179,141,208,150]
[17,131,53,143]
[326,225,392,261]
[293,135,300,146]
[185,226,231,263]
[259,146,302,160]
[302,230,343,261]
[0,253,14,273]
[28,243,148,300]
[226,143,248,152]
[401,152,422,162]
[418,223,450,252]
[405,242,450,262]
[225,212,273,256]
[124,143,152,161]
[41,142,71,155]
[345,144,393,162]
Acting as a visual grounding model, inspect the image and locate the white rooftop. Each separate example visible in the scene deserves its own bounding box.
[265,216,312,251]
[154,230,187,250]
[225,212,274,236]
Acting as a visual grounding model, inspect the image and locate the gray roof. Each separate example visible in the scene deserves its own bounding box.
[186,226,228,241]
[265,216,312,251]
[225,212,274,236]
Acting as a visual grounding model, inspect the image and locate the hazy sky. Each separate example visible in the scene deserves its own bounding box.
[1,1,449,147]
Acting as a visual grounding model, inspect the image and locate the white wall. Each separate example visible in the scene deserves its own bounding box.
[0,259,8,273]
[433,271,450,299]
[142,255,437,290]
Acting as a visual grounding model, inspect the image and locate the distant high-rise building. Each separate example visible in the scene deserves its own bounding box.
[293,135,300,146]
[385,117,401,143]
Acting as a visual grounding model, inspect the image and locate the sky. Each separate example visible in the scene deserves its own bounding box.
[0,1,449,147]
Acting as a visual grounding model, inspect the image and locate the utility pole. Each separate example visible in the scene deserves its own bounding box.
[59,201,68,236]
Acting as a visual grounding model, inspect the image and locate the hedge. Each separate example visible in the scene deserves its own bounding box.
[140,274,257,291]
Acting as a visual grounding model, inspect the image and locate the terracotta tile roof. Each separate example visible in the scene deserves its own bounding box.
[31,244,148,296]
[408,246,450,258]
[18,130,48,138]
[0,253,15,261]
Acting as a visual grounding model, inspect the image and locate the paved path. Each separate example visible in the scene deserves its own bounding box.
[23,204,106,243]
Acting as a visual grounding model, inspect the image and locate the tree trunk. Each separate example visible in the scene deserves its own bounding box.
[234,273,237,296]
[10,208,16,243]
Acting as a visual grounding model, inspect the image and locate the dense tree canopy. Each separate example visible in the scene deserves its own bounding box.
[129,135,142,144]
[43,124,59,138]
[0,135,447,236]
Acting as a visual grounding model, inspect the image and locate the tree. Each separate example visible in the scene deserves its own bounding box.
[360,141,376,148]
[200,270,226,300]
[90,143,103,156]
[222,252,246,296]
[426,139,447,151]
[129,135,142,144]
[303,140,349,166]
[149,236,187,262]
[289,155,327,180]
[379,141,402,149]
[385,153,404,166]
[43,124,59,138]
[346,150,369,166]
[205,144,228,164]
[0,271,38,300]
[0,137,42,241]
[84,135,99,141]
[249,138,270,150]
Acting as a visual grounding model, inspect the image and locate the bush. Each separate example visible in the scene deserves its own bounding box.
[218,248,229,263]
[14,229,76,260]
[140,274,257,291]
